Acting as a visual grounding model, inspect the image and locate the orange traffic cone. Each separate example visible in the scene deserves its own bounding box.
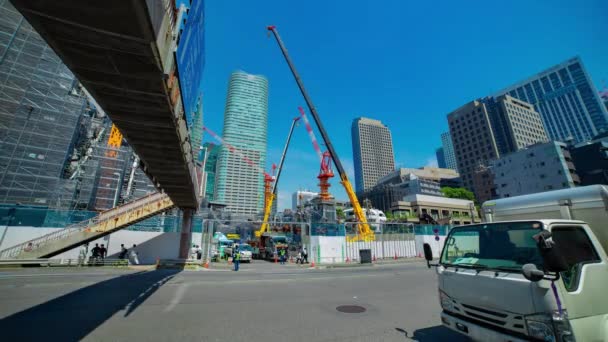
[346,256,350,263]
[311,260,315,267]
[394,253,398,260]
[373,255,377,262]
[203,260,209,268]
[274,255,278,264]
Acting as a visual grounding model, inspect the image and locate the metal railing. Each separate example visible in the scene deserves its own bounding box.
[0,192,171,259]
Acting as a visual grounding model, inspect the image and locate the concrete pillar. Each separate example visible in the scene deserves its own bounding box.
[178,208,194,259]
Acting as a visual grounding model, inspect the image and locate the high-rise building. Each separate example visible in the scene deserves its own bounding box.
[448,96,548,197]
[351,117,395,193]
[440,132,458,171]
[214,71,268,216]
[0,3,88,207]
[190,96,204,163]
[601,89,608,111]
[436,147,446,168]
[482,95,548,154]
[494,57,607,144]
[491,141,580,198]
[202,142,218,200]
[448,100,501,194]
[570,132,608,186]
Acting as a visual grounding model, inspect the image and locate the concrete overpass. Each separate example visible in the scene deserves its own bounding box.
[9,0,200,209]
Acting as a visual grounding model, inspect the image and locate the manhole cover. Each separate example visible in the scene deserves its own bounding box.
[336,305,366,313]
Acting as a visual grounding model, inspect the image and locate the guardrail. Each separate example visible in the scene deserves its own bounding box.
[0,192,170,259]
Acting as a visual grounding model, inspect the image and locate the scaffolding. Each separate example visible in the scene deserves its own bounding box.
[0,1,87,207]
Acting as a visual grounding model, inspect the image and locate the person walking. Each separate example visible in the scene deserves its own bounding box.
[99,244,107,260]
[279,248,287,265]
[232,245,240,271]
[119,244,128,259]
[129,244,139,265]
[302,247,308,264]
[91,243,101,264]
[78,243,88,266]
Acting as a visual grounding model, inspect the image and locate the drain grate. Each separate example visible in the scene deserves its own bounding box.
[336,305,366,313]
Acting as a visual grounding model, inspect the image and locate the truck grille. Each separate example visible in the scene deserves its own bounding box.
[454,302,526,335]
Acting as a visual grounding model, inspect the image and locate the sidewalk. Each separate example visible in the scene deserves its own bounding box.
[315,257,425,269]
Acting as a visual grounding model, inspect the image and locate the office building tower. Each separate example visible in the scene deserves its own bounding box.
[202,142,218,200]
[491,141,580,198]
[601,89,608,111]
[351,117,395,193]
[214,71,268,216]
[482,95,548,154]
[494,57,607,144]
[440,132,458,171]
[448,100,501,194]
[436,147,446,169]
[190,96,204,162]
[0,3,87,207]
[448,96,548,197]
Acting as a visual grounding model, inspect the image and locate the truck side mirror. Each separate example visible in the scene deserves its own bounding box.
[423,243,434,268]
[522,263,544,282]
[533,230,569,273]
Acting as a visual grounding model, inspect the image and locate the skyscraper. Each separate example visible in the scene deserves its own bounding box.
[435,147,446,169]
[351,117,395,193]
[440,132,458,171]
[448,96,548,199]
[214,71,268,216]
[190,96,204,162]
[202,142,218,200]
[0,3,87,207]
[494,57,607,144]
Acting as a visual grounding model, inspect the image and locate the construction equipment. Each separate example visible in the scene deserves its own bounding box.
[317,151,334,200]
[267,26,374,241]
[257,116,300,237]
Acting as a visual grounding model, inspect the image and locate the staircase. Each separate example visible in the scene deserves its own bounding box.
[0,192,174,259]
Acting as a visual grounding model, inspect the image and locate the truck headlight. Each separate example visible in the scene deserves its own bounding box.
[438,290,454,312]
[525,310,576,342]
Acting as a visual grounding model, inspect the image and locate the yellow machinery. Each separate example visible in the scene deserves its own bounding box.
[267,25,374,242]
[256,116,300,237]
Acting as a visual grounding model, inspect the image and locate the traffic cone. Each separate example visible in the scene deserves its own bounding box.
[346,256,350,263]
[311,260,315,267]
[274,255,278,264]
[394,253,398,260]
[203,260,209,268]
[155,257,160,268]
[373,255,377,262]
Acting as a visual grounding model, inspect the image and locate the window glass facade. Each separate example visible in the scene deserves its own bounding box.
[351,118,395,193]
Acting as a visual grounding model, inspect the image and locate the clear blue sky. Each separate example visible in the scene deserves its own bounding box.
[196,0,608,210]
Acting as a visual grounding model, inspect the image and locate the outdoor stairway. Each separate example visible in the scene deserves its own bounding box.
[0,193,174,259]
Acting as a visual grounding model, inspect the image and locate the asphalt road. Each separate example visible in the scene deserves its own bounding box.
[0,261,468,342]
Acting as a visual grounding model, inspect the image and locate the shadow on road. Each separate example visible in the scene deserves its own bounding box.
[0,269,180,341]
[395,325,469,341]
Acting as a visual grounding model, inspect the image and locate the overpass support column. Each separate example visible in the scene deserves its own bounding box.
[178,209,194,259]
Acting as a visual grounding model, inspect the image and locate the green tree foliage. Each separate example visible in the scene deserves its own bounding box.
[336,208,345,219]
[441,187,475,201]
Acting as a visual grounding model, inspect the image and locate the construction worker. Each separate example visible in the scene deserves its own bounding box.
[232,245,240,271]
[279,248,287,265]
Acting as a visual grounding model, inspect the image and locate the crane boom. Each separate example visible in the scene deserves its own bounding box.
[267,25,374,241]
[257,116,300,237]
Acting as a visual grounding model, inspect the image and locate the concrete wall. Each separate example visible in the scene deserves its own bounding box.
[0,226,201,264]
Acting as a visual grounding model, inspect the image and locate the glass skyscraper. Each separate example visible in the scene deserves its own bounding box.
[440,132,458,172]
[435,147,446,169]
[214,71,268,217]
[494,57,607,144]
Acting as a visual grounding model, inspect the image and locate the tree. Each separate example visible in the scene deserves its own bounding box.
[385,211,394,221]
[336,208,345,220]
[441,187,475,202]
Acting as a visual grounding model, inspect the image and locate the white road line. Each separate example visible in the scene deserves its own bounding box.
[163,283,189,312]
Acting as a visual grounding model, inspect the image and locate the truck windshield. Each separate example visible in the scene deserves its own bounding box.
[440,222,544,271]
[238,245,252,251]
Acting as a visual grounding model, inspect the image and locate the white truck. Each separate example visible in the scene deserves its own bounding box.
[424,185,608,342]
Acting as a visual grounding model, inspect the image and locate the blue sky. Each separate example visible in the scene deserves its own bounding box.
[196,0,608,210]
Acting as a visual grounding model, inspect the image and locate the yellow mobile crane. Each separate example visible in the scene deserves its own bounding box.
[256,116,300,237]
[267,25,374,242]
